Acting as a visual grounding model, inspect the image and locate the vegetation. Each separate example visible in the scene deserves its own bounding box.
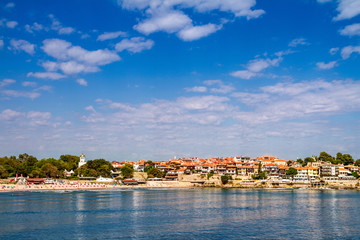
[221,174,230,185]
[0,153,115,179]
[207,170,214,180]
[120,164,134,179]
[144,161,166,178]
[286,167,298,179]
[77,159,113,178]
[252,163,267,180]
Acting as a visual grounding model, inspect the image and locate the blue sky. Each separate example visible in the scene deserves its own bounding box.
[1,0,360,161]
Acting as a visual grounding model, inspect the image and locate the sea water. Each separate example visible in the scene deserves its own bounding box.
[1,188,360,239]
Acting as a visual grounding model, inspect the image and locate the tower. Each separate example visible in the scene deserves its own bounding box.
[79,153,86,168]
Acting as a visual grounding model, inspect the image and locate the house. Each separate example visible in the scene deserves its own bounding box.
[320,164,339,180]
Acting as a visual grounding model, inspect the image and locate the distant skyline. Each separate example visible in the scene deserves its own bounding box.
[0,0,359,162]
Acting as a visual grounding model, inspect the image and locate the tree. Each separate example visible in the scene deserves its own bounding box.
[355,159,360,167]
[121,164,134,179]
[41,163,58,178]
[352,172,359,179]
[0,165,8,179]
[319,152,336,164]
[221,174,230,185]
[286,167,298,179]
[342,154,354,166]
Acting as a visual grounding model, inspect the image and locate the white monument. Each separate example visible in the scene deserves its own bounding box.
[79,153,86,168]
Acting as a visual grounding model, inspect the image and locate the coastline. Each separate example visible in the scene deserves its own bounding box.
[1,180,360,192]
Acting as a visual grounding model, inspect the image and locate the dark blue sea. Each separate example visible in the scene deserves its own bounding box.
[1,188,360,239]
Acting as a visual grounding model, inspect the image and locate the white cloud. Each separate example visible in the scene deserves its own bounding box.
[340,23,360,36]
[230,70,257,79]
[41,39,120,75]
[115,37,154,53]
[120,0,264,41]
[0,78,16,87]
[1,89,41,99]
[177,23,222,41]
[0,109,22,121]
[49,14,75,35]
[27,72,66,80]
[6,20,17,28]
[22,81,37,87]
[25,22,45,33]
[0,39,3,49]
[185,86,207,93]
[58,27,75,35]
[289,38,308,47]
[27,111,52,126]
[316,61,337,70]
[203,80,235,94]
[341,45,360,59]
[9,39,36,55]
[231,54,283,79]
[333,0,360,21]
[135,11,192,35]
[329,47,339,55]
[97,31,127,41]
[77,78,88,86]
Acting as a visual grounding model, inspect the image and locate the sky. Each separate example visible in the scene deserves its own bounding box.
[0,0,360,162]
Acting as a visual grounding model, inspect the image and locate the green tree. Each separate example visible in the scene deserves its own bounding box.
[342,154,354,166]
[286,167,298,179]
[221,174,230,184]
[0,165,9,179]
[352,172,359,179]
[41,163,58,178]
[121,164,134,179]
[355,159,360,167]
[319,152,336,164]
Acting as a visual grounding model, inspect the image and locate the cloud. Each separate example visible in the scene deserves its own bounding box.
[0,78,16,87]
[329,47,339,55]
[340,23,360,36]
[231,54,283,79]
[22,81,37,87]
[0,109,22,121]
[27,72,66,80]
[230,70,257,79]
[203,80,235,94]
[97,31,127,41]
[317,0,333,3]
[25,22,45,33]
[115,37,154,53]
[177,23,222,41]
[77,78,88,86]
[341,45,360,59]
[9,39,36,55]
[333,0,360,21]
[6,20,17,28]
[288,38,308,47]
[1,89,41,99]
[27,111,52,126]
[316,61,337,70]
[135,11,192,35]
[119,0,264,41]
[41,39,120,74]
[0,39,3,49]
[185,86,207,93]
[49,14,75,35]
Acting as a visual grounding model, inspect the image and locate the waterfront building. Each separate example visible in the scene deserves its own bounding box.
[78,153,86,168]
[320,164,339,180]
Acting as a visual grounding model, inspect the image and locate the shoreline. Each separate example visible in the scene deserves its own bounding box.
[1,181,360,192]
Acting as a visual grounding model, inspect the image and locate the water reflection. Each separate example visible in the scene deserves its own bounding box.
[1,189,360,239]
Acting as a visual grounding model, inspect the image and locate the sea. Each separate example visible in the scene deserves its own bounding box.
[1,188,360,239]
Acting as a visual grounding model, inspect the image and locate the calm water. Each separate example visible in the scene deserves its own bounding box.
[1,188,360,239]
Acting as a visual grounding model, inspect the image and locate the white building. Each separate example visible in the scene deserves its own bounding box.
[78,153,86,168]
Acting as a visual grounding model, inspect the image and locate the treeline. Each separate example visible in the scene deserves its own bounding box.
[293,152,360,167]
[0,153,113,179]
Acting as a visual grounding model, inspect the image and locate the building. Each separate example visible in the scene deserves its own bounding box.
[78,153,86,168]
[320,164,339,180]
